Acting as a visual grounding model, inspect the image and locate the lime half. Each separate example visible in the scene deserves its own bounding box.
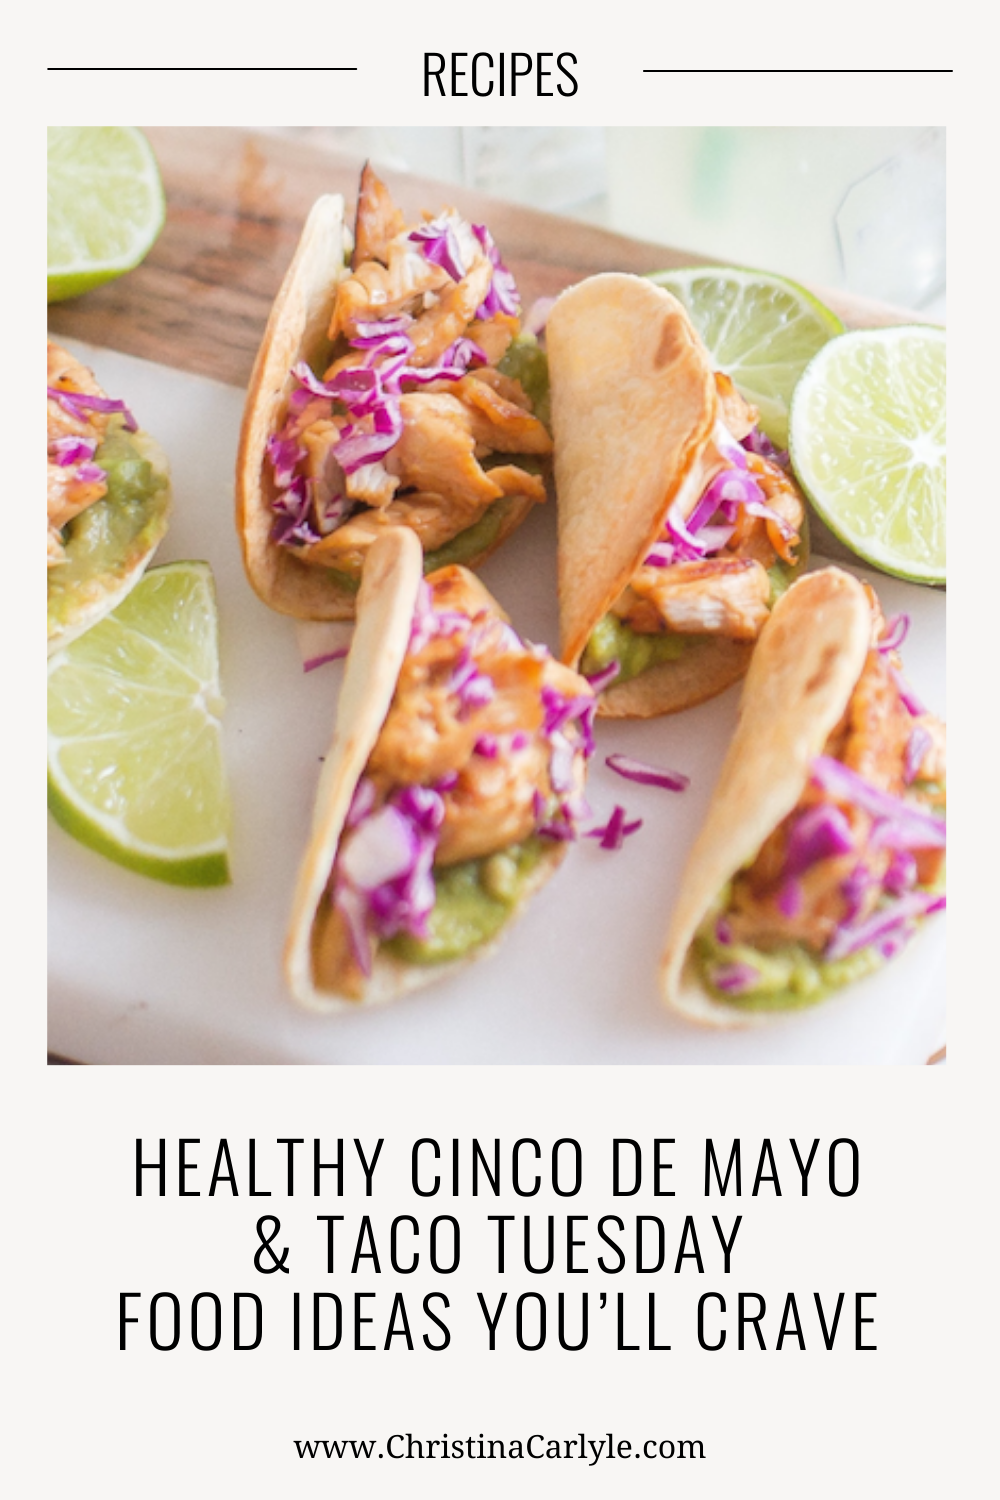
[789,326,946,585]
[47,126,165,303]
[48,561,231,886]
[647,265,843,447]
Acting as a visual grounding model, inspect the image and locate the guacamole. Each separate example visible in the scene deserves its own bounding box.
[580,556,799,687]
[498,332,550,429]
[693,922,885,1013]
[47,424,171,639]
[423,497,512,573]
[383,839,544,965]
[766,558,797,603]
[324,496,515,594]
[580,613,688,685]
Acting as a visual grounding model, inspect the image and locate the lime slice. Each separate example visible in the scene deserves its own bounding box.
[47,127,165,303]
[647,266,844,447]
[48,561,231,886]
[789,326,946,585]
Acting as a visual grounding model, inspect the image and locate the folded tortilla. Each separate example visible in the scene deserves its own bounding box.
[660,567,939,1027]
[285,527,580,1010]
[236,193,357,620]
[546,271,804,717]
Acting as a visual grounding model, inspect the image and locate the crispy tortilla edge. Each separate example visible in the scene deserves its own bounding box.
[595,639,754,719]
[235,193,359,621]
[283,526,424,1008]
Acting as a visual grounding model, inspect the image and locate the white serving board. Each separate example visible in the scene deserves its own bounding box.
[48,346,946,1065]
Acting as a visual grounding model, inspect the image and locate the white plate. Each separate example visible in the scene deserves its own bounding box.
[48,345,946,1065]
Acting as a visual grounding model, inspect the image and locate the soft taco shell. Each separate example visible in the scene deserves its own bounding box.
[660,567,873,1027]
[236,193,356,621]
[547,271,809,718]
[547,273,722,706]
[47,428,171,657]
[284,527,570,1011]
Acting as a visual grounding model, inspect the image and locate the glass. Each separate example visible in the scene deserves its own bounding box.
[605,127,945,312]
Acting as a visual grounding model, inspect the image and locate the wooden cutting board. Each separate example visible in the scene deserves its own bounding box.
[48,127,913,391]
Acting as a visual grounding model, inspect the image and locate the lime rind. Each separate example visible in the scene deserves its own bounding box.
[788,325,946,585]
[47,127,165,302]
[646,265,844,447]
[47,560,232,886]
[47,777,229,887]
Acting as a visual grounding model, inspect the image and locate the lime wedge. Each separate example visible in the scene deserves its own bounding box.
[647,266,843,447]
[789,326,946,585]
[48,561,231,886]
[47,127,165,303]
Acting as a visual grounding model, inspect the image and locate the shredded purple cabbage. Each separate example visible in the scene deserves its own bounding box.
[741,429,790,467]
[792,756,947,964]
[810,757,945,850]
[75,461,107,485]
[825,890,945,963]
[776,879,804,918]
[710,962,761,995]
[644,429,794,569]
[334,786,446,969]
[303,647,349,674]
[472,223,520,318]
[49,434,98,467]
[583,659,621,694]
[47,385,138,432]
[878,613,910,653]
[332,584,596,960]
[272,320,491,546]
[585,805,643,851]
[409,217,466,282]
[524,296,555,342]
[606,753,690,793]
[449,644,496,719]
[904,724,933,785]
[542,685,596,745]
[892,668,927,718]
[271,475,323,548]
[722,745,946,991]
[783,803,855,877]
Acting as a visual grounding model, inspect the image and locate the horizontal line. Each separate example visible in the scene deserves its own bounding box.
[643,67,952,73]
[47,65,358,72]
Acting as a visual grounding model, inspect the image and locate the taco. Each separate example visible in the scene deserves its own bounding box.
[285,526,595,1009]
[47,340,171,655]
[660,567,946,1026]
[237,164,552,623]
[546,272,807,716]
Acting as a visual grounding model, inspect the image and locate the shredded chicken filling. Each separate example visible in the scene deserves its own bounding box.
[270,167,550,574]
[722,598,946,959]
[609,375,804,645]
[312,568,591,991]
